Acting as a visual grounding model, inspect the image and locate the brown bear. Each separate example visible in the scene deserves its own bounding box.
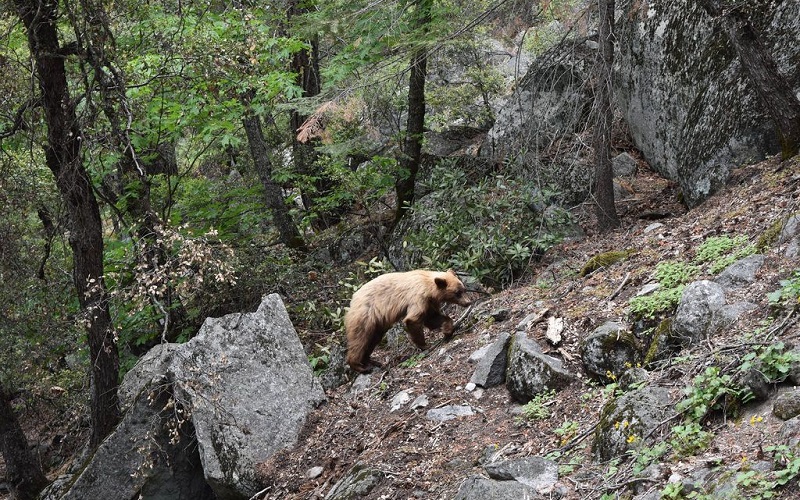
[345,269,471,373]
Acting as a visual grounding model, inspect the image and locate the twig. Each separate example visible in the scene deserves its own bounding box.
[608,272,630,301]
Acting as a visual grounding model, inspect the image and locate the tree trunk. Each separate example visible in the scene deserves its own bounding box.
[698,0,800,159]
[242,108,307,251]
[0,388,48,500]
[593,0,620,232]
[394,0,432,225]
[287,1,340,228]
[15,0,121,448]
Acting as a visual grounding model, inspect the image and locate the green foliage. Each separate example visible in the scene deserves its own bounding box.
[517,389,557,423]
[629,261,697,320]
[767,269,800,308]
[553,420,579,446]
[275,155,397,231]
[669,423,713,457]
[308,345,331,375]
[399,353,425,368]
[676,366,744,422]
[739,341,800,383]
[404,164,568,287]
[694,235,755,274]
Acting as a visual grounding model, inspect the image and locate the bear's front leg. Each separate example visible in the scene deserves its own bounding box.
[440,317,455,338]
[404,317,427,350]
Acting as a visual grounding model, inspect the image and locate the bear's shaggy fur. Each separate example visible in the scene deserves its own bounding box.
[345,269,471,373]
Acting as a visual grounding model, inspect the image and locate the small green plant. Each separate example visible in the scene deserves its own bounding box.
[767,269,800,308]
[399,353,425,368]
[517,389,557,423]
[768,444,800,487]
[630,442,668,475]
[553,420,579,446]
[669,422,713,457]
[308,345,330,375]
[740,341,800,383]
[676,366,745,421]
[694,235,755,274]
[629,261,697,320]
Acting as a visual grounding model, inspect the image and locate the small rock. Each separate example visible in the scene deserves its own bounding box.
[426,405,474,422]
[468,344,492,363]
[465,382,477,392]
[637,283,661,296]
[612,152,638,177]
[489,309,511,322]
[307,466,324,479]
[644,223,664,233]
[410,394,429,409]
[774,390,800,420]
[714,254,765,289]
[390,390,412,412]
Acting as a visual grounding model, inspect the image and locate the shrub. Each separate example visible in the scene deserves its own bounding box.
[403,164,569,288]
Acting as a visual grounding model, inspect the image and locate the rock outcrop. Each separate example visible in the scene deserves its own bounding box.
[52,294,325,500]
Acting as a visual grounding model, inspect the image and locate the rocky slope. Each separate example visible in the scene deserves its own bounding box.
[256,154,800,499]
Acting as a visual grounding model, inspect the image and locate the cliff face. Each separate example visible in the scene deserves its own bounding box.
[614,0,800,206]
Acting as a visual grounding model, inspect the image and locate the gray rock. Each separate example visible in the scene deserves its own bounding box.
[580,322,638,380]
[454,475,537,500]
[325,462,383,500]
[714,255,765,289]
[779,417,800,448]
[779,214,800,258]
[59,294,325,500]
[506,333,575,403]
[118,343,181,412]
[426,405,475,422]
[708,301,758,334]
[59,384,214,500]
[774,391,800,421]
[593,385,671,461]
[484,456,558,492]
[470,332,511,388]
[469,344,492,363]
[170,295,326,499]
[612,152,638,177]
[671,280,726,346]
[615,0,800,207]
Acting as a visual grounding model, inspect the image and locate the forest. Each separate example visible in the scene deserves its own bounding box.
[2,0,800,498]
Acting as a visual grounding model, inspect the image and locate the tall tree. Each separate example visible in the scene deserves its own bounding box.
[394,0,433,225]
[242,93,308,251]
[13,0,121,447]
[286,0,334,227]
[593,0,620,231]
[698,0,800,159]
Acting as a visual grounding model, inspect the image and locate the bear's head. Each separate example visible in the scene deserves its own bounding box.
[434,269,471,307]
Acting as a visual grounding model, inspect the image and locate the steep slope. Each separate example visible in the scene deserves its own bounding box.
[256,154,800,499]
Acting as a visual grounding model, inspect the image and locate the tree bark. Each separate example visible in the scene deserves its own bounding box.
[287,0,339,228]
[15,0,121,448]
[698,0,800,159]
[593,0,620,232]
[394,0,432,225]
[242,107,307,251]
[0,388,48,500]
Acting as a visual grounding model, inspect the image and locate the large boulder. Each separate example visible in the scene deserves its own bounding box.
[57,294,326,500]
[671,280,726,346]
[170,294,327,499]
[506,333,575,403]
[614,0,800,206]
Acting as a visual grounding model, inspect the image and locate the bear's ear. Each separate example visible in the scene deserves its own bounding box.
[434,276,448,289]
